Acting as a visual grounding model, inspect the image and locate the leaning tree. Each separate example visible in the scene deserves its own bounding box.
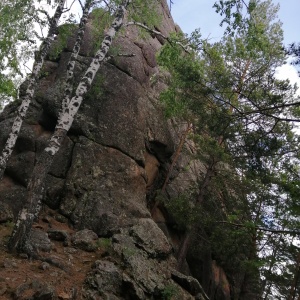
[3,0,167,254]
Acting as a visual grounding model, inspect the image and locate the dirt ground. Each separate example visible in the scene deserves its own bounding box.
[0,208,107,299]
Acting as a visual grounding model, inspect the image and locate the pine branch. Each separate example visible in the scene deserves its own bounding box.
[217,221,300,235]
[125,21,191,53]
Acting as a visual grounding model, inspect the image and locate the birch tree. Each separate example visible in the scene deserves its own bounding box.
[0,0,66,179]
[0,0,41,107]
[8,0,162,254]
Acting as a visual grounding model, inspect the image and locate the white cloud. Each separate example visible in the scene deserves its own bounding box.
[275,63,300,95]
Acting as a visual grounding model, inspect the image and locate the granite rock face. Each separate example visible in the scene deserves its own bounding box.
[0,1,244,299]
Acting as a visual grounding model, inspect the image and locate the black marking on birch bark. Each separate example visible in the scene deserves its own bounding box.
[8,0,131,253]
[45,148,55,156]
[0,0,66,180]
[58,0,93,121]
[85,71,93,80]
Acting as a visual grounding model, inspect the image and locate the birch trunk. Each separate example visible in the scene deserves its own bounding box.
[60,0,94,118]
[0,0,66,180]
[8,0,131,253]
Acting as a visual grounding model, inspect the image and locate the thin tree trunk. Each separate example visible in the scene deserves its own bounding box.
[161,123,192,193]
[8,0,131,253]
[288,252,300,300]
[0,0,66,180]
[196,160,217,204]
[59,0,94,119]
[262,248,278,300]
[176,161,217,270]
[176,143,221,270]
[240,231,260,299]
[177,230,192,271]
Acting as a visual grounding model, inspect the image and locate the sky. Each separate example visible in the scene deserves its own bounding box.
[169,0,300,93]
[36,0,298,99]
[170,0,299,46]
[25,0,300,93]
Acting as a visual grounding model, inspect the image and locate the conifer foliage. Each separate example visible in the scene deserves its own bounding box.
[157,0,300,298]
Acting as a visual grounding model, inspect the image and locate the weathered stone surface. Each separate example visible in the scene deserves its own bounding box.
[0,281,7,296]
[108,227,196,299]
[129,218,172,258]
[71,229,98,252]
[47,229,70,242]
[6,151,35,186]
[171,269,208,298]
[112,233,167,294]
[144,151,160,188]
[83,260,123,299]
[44,175,65,209]
[210,260,231,300]
[3,258,18,269]
[15,123,40,153]
[0,177,27,216]
[0,202,14,223]
[14,280,56,300]
[60,137,150,236]
[28,229,52,252]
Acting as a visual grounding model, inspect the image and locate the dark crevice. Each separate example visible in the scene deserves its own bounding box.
[107,61,135,80]
[103,143,144,168]
[3,170,28,188]
[47,172,66,180]
[145,139,172,163]
[79,134,145,168]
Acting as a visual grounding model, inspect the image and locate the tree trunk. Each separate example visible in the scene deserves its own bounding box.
[8,148,57,252]
[288,252,300,300]
[177,231,192,271]
[161,123,192,192]
[240,232,261,300]
[176,154,218,270]
[59,0,94,118]
[8,0,131,253]
[0,0,66,180]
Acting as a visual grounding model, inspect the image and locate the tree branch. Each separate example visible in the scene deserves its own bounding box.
[217,221,300,235]
[125,21,191,53]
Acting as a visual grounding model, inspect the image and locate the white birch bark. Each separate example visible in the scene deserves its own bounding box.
[0,0,66,180]
[8,0,131,253]
[46,0,131,156]
[60,0,94,118]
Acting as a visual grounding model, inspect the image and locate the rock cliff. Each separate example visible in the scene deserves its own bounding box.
[0,1,250,299]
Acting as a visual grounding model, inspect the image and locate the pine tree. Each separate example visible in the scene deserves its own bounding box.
[157,0,300,297]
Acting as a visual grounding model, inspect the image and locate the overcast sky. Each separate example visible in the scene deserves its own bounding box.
[169,0,300,93]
